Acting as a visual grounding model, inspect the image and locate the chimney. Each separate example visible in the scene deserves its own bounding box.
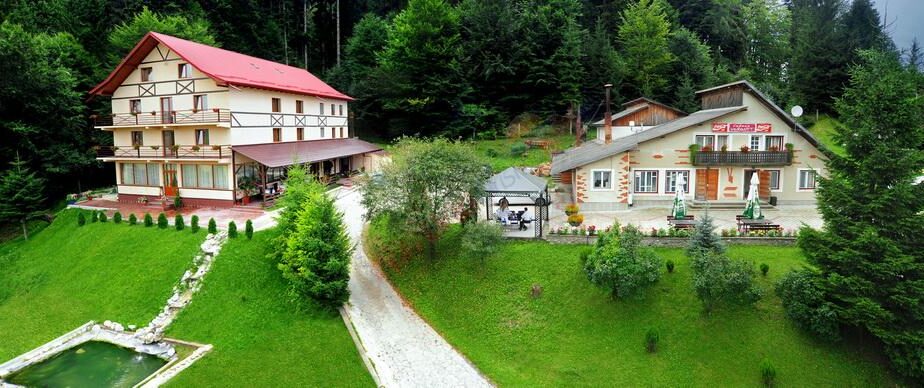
[574,102,583,146]
[604,83,613,144]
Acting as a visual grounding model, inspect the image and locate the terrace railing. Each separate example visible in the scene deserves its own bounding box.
[92,109,231,127]
[693,151,793,166]
[96,145,232,159]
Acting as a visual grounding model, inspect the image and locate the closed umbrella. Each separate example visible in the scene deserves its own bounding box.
[671,173,686,219]
[743,173,763,219]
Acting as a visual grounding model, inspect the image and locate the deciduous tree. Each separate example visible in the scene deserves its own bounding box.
[584,225,662,299]
[618,0,674,98]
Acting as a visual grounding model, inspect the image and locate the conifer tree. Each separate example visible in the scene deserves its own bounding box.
[686,214,726,259]
[0,155,45,240]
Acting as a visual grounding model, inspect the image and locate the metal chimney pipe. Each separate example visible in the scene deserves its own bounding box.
[604,83,613,144]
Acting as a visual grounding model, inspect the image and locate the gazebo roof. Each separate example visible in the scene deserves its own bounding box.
[484,167,548,195]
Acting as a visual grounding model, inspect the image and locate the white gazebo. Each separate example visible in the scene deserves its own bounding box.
[483,167,551,238]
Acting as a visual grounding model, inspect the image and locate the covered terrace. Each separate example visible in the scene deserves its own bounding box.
[483,167,551,238]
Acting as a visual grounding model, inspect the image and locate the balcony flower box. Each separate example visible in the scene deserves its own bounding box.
[740,145,750,153]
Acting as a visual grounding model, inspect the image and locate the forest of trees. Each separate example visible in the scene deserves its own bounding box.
[0,0,921,204]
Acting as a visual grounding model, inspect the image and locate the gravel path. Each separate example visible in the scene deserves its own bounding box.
[334,188,493,388]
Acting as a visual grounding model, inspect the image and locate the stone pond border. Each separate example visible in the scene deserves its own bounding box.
[543,234,797,246]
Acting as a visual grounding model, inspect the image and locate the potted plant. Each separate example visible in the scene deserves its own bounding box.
[720,144,728,152]
[567,213,584,227]
[150,111,157,116]
[701,145,713,152]
[150,145,160,150]
[133,144,141,150]
[740,145,750,153]
[564,204,579,216]
[211,145,222,151]
[171,144,180,152]
[237,175,257,205]
[191,145,201,151]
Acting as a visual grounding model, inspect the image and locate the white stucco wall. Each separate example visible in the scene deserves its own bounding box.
[228,87,350,145]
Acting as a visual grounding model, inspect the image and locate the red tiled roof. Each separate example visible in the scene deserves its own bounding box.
[232,138,382,168]
[90,32,352,100]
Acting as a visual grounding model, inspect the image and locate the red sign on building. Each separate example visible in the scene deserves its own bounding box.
[711,122,772,133]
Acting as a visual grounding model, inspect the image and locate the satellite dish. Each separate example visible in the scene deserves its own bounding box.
[791,105,804,118]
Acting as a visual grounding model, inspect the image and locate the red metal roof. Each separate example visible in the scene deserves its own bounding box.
[232,138,382,168]
[90,32,352,100]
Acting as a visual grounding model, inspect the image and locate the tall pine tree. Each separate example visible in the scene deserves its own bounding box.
[618,0,674,98]
[0,154,46,240]
[789,0,848,113]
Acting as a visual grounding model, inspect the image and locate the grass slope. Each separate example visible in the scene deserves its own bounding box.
[374,231,895,386]
[0,210,202,361]
[165,230,373,387]
[807,115,846,156]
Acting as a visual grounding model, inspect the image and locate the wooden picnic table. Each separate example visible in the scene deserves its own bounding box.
[669,219,697,230]
[738,218,781,233]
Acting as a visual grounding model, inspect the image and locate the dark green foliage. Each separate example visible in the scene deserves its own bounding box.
[584,225,661,299]
[190,215,199,233]
[691,252,762,313]
[775,270,840,341]
[244,219,253,240]
[112,212,122,224]
[207,218,217,234]
[107,6,216,66]
[760,263,769,276]
[789,0,849,113]
[173,196,183,209]
[90,211,98,223]
[666,260,675,273]
[227,221,237,238]
[645,328,659,353]
[0,155,46,240]
[269,164,325,262]
[280,190,353,308]
[98,212,107,222]
[174,214,184,231]
[77,212,86,226]
[460,221,504,260]
[618,0,674,98]
[796,50,924,379]
[128,213,137,225]
[687,214,726,258]
[143,213,153,227]
[509,143,527,157]
[760,359,776,387]
[156,213,168,229]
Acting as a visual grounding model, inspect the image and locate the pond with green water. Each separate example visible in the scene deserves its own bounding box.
[4,341,167,387]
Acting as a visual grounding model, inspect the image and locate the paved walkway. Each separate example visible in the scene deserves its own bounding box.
[334,188,493,388]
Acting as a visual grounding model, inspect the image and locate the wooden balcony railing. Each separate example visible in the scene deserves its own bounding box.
[96,145,232,159]
[92,109,231,127]
[693,151,793,166]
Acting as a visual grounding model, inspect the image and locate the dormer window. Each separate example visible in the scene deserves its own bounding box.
[178,63,191,79]
[140,67,153,82]
[130,99,141,114]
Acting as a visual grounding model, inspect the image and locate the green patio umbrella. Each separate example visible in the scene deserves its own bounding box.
[742,172,763,219]
[671,173,686,219]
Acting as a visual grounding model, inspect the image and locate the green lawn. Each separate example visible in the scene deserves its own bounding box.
[0,210,202,361]
[807,115,846,156]
[372,229,895,386]
[165,230,373,387]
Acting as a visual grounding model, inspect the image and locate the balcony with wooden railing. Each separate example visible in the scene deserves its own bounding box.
[92,109,231,127]
[96,145,232,159]
[693,151,793,166]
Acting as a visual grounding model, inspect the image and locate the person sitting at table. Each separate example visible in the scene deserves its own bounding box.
[518,207,529,230]
[495,207,510,224]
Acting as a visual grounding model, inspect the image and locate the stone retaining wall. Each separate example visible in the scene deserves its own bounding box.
[544,234,796,247]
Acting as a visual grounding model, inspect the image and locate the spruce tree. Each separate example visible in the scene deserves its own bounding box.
[0,155,45,240]
[797,50,924,379]
[686,213,726,259]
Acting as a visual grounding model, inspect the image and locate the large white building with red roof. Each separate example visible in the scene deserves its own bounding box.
[90,32,383,207]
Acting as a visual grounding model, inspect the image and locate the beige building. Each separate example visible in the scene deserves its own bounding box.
[90,32,382,207]
[552,81,826,211]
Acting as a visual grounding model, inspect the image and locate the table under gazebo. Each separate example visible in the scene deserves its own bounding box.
[483,167,551,238]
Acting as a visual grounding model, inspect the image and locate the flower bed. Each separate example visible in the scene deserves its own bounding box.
[546,224,798,246]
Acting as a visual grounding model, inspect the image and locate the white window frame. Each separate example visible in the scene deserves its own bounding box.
[634,170,659,194]
[797,169,817,191]
[664,170,691,194]
[749,135,762,151]
[590,169,614,191]
[193,94,208,111]
[767,169,782,192]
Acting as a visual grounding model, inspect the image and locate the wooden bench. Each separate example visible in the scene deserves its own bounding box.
[667,215,695,221]
[744,223,782,232]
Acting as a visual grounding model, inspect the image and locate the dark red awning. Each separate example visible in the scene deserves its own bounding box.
[232,138,382,168]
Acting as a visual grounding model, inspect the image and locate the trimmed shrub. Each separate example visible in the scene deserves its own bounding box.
[190,215,200,233]
[666,260,675,273]
[584,225,661,299]
[143,213,153,227]
[760,359,776,387]
[113,212,122,224]
[77,212,86,226]
[460,221,504,260]
[173,196,183,209]
[207,218,217,234]
[128,213,137,225]
[157,213,168,229]
[174,214,185,231]
[91,211,99,222]
[228,221,238,238]
[509,142,527,157]
[692,252,762,313]
[775,270,840,340]
[760,263,770,276]
[245,219,254,240]
[98,212,108,222]
[645,328,660,353]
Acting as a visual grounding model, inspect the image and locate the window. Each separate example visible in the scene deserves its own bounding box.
[180,164,229,189]
[272,98,281,113]
[716,135,729,150]
[140,67,153,82]
[695,135,715,148]
[768,170,781,191]
[765,135,784,151]
[339,104,343,116]
[130,99,142,114]
[331,127,335,138]
[273,128,282,142]
[798,170,817,190]
[195,129,209,145]
[665,170,690,193]
[178,63,191,79]
[591,170,612,190]
[320,127,325,137]
[750,135,762,151]
[131,131,144,147]
[340,127,344,138]
[319,102,324,115]
[193,95,208,111]
[296,100,303,113]
[634,170,658,193]
[330,104,335,115]
[121,163,159,186]
[297,127,304,141]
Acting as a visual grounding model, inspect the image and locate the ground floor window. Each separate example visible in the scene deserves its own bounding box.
[664,170,690,193]
[592,170,612,190]
[181,164,229,189]
[798,169,816,190]
[121,163,159,186]
[767,170,781,191]
[634,170,658,193]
